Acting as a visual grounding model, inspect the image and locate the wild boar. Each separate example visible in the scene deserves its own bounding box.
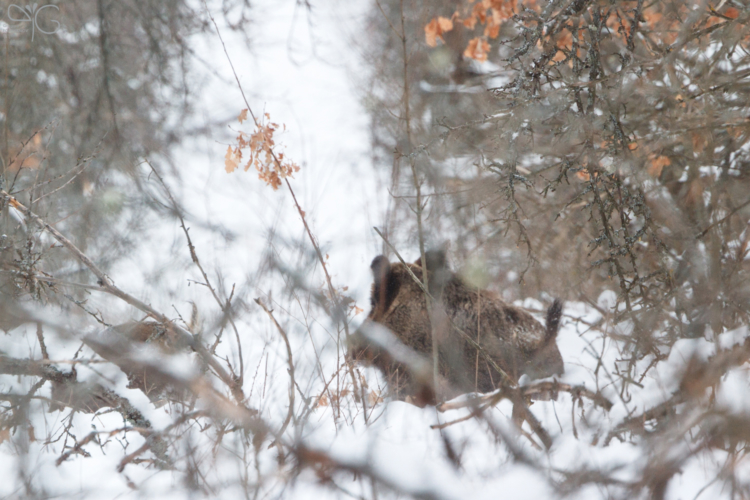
[351,251,564,402]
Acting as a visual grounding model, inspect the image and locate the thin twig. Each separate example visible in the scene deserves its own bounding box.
[696,195,750,239]
[254,298,295,443]
[437,381,613,412]
[36,323,48,360]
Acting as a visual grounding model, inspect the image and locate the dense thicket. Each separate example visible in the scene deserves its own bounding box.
[363,0,750,496]
[1,0,251,320]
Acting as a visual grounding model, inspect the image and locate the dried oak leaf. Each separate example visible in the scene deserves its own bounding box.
[487,0,514,23]
[724,7,739,19]
[425,16,454,47]
[648,155,671,178]
[462,12,478,29]
[464,37,491,61]
[225,146,241,173]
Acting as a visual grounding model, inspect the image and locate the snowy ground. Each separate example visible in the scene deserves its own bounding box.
[6,294,748,499]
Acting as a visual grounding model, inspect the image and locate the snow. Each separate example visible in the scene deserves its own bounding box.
[5,295,750,498]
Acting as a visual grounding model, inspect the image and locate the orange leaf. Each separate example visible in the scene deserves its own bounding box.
[490,3,513,23]
[648,155,671,177]
[438,16,453,32]
[425,16,453,47]
[552,48,567,62]
[225,146,240,173]
[484,22,500,39]
[473,2,487,24]
[724,7,739,19]
[642,8,662,28]
[556,30,573,50]
[238,109,249,124]
[464,37,491,62]
[463,14,478,29]
[425,19,439,47]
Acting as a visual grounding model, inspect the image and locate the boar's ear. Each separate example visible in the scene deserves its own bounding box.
[415,250,451,295]
[425,250,447,273]
[414,250,447,272]
[371,255,391,286]
[370,255,399,314]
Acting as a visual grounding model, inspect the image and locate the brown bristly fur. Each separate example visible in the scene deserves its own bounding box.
[351,251,565,402]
